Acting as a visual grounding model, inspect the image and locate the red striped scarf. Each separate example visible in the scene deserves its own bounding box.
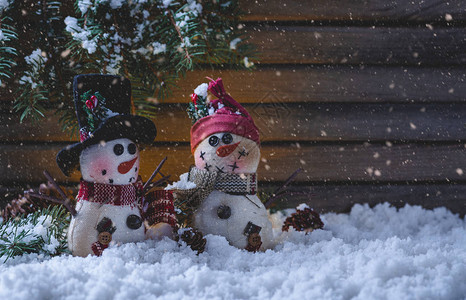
[77,178,143,207]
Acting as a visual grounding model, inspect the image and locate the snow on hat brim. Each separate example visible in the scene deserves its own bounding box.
[57,114,156,176]
[190,114,260,153]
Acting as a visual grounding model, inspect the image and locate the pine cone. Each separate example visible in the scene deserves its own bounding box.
[282,208,324,233]
[0,192,41,222]
[1,183,74,222]
[176,228,207,254]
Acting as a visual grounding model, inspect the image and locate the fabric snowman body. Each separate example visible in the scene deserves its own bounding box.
[67,138,146,257]
[192,133,273,250]
[171,78,273,251]
[56,74,174,257]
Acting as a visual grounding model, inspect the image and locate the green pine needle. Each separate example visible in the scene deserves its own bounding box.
[0,206,70,262]
[186,94,210,124]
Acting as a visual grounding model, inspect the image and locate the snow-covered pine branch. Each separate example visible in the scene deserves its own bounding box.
[2,0,254,133]
[0,206,70,261]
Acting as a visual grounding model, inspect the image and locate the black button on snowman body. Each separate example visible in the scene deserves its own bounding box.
[126,214,143,229]
[217,205,231,219]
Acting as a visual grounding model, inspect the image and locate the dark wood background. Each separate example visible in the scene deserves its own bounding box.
[1,0,465,215]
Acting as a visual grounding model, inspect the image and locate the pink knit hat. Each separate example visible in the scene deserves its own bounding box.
[190,78,260,153]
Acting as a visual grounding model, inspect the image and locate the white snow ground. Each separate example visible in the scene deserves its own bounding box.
[0,203,465,300]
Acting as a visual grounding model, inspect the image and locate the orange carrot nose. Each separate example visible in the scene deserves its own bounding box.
[118,157,138,174]
[216,142,240,157]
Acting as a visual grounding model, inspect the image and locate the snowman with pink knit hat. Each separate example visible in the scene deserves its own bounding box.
[170,78,324,251]
[169,78,269,251]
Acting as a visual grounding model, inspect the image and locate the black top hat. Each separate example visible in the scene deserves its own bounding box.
[56,74,157,176]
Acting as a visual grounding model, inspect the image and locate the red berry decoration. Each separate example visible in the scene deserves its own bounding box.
[191,93,198,105]
[90,95,98,106]
[85,95,98,110]
[85,99,94,109]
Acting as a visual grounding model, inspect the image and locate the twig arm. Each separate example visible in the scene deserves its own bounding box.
[264,190,289,209]
[264,168,303,209]
[272,168,302,196]
[43,170,68,200]
[143,157,168,192]
[143,175,171,195]
[28,192,77,217]
[41,170,78,216]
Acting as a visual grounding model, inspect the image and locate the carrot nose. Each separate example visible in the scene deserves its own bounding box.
[216,142,240,157]
[118,157,138,174]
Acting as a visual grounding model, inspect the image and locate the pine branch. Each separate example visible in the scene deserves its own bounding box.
[0,205,70,262]
[0,16,17,83]
[167,9,191,65]
[6,0,256,133]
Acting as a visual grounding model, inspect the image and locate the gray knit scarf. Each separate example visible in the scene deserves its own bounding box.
[171,166,257,216]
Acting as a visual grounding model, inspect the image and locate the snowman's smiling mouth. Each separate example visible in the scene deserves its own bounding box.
[118,157,138,174]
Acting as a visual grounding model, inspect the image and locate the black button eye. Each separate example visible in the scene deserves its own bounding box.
[209,136,219,147]
[128,143,137,155]
[222,133,233,144]
[113,144,124,156]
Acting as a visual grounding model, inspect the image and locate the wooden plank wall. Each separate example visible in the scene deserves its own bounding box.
[1,0,466,215]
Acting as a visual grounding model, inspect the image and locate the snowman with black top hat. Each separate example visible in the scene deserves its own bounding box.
[56,74,176,257]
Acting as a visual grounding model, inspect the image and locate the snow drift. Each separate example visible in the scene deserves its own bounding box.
[0,203,465,300]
